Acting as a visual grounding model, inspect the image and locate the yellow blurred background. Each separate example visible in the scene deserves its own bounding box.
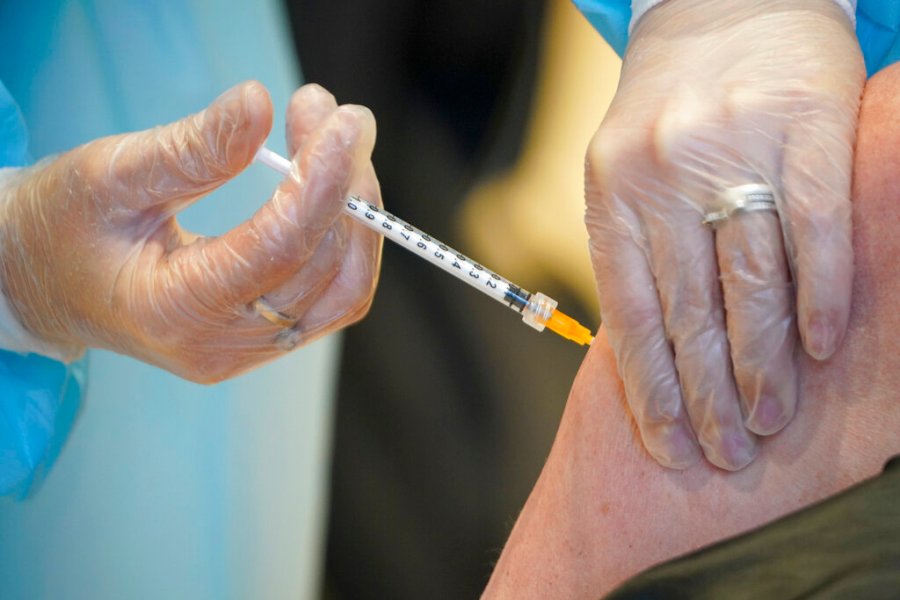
[461,0,621,321]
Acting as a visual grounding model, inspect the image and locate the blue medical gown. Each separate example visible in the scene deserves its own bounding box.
[0,2,338,599]
[0,82,86,501]
[574,0,900,76]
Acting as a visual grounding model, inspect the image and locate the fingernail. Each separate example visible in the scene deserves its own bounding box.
[806,316,836,360]
[288,85,334,134]
[293,83,332,109]
[654,423,701,470]
[332,107,366,147]
[705,430,758,472]
[746,395,789,436]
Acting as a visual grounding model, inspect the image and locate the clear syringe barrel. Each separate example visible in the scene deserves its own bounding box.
[254,147,571,335]
[343,196,553,324]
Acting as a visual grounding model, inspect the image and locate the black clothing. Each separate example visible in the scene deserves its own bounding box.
[608,457,900,599]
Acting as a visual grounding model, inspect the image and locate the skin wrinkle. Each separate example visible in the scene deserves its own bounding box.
[199,84,256,180]
[6,170,68,345]
[195,239,249,308]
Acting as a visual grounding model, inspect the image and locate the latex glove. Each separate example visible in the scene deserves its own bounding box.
[585,0,865,470]
[0,82,383,383]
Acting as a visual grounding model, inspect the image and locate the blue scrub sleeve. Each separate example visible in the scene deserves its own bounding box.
[857,1,900,76]
[0,81,85,499]
[0,84,28,167]
[572,0,900,75]
[571,0,631,57]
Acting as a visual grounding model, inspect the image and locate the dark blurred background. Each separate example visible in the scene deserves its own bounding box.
[287,1,598,597]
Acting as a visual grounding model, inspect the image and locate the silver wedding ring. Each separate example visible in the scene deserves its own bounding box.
[703,184,777,227]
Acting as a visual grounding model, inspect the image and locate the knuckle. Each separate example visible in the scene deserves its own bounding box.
[587,120,646,175]
[653,95,724,162]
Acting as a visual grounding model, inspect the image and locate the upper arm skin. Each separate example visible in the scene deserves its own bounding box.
[485,331,898,598]
[484,63,900,599]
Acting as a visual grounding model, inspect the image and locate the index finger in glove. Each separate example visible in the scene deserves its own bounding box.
[589,225,702,469]
[262,149,383,341]
[276,164,383,349]
[260,85,383,328]
[254,84,347,314]
[586,137,701,469]
[167,105,376,308]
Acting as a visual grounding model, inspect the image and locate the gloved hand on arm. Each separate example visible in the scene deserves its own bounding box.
[0,81,382,383]
[584,0,865,470]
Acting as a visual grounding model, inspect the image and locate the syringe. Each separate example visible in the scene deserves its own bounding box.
[255,147,594,346]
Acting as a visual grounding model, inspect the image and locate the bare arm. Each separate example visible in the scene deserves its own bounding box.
[484,64,900,598]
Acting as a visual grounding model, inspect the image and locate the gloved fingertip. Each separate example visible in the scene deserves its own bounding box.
[305,107,367,157]
[289,83,337,114]
[198,81,273,176]
[333,105,376,146]
[336,103,375,123]
[242,81,274,136]
[803,314,841,360]
[745,395,792,436]
[704,431,758,472]
[656,450,701,471]
[211,81,272,129]
[649,423,702,470]
[305,106,375,175]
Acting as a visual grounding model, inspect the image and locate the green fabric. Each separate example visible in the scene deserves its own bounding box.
[607,457,900,599]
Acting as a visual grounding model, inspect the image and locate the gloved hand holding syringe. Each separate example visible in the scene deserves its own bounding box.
[256,147,594,346]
